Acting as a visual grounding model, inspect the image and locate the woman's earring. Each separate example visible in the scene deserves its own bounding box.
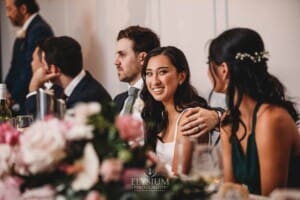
[161,110,166,120]
[224,82,228,91]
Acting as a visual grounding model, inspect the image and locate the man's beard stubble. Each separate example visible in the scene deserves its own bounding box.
[9,10,24,26]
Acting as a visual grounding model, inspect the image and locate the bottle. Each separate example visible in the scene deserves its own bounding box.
[0,83,12,124]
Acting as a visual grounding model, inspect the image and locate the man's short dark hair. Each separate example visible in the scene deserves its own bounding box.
[43,36,83,78]
[117,25,160,53]
[14,0,39,14]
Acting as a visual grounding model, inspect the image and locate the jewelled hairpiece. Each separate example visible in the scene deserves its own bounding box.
[235,51,269,63]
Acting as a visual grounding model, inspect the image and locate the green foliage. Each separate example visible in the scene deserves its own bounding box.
[88,103,129,161]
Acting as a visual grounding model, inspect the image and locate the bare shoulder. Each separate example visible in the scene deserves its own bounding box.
[258,104,292,120]
[256,104,298,144]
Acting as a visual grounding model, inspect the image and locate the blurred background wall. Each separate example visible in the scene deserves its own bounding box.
[1,0,300,109]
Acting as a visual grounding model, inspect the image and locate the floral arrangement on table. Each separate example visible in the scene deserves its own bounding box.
[0,102,208,200]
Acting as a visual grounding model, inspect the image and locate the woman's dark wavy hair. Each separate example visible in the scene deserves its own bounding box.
[141,46,209,150]
[208,27,299,141]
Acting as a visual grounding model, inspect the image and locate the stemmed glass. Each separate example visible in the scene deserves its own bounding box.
[190,143,223,192]
[15,115,34,132]
[176,140,223,193]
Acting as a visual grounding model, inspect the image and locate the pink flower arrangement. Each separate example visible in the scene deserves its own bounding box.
[0,109,102,198]
[0,102,150,199]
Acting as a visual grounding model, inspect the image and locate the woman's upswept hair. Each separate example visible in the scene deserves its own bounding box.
[141,46,208,150]
[208,27,299,140]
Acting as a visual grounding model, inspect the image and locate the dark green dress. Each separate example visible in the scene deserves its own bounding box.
[232,102,300,195]
[231,102,261,194]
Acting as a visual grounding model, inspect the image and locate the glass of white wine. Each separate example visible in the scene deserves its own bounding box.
[188,143,223,193]
[16,115,34,132]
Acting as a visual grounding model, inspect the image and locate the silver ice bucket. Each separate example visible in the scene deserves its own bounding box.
[55,99,66,119]
[36,88,55,119]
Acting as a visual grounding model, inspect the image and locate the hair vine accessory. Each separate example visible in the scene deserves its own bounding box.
[235,51,269,63]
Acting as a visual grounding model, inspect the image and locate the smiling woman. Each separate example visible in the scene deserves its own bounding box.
[141,46,210,175]
[145,54,185,104]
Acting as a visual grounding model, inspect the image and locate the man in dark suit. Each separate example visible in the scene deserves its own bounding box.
[4,0,54,114]
[114,26,160,115]
[114,26,221,141]
[25,36,111,115]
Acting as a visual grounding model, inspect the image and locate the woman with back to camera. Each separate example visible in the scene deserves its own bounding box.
[141,46,210,175]
[208,27,300,195]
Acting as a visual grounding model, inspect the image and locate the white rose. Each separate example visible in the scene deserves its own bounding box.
[65,102,101,125]
[72,143,100,191]
[65,124,94,141]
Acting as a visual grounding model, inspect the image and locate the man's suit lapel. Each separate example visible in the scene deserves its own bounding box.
[66,74,88,107]
[26,15,42,34]
[114,91,128,112]
[21,15,42,51]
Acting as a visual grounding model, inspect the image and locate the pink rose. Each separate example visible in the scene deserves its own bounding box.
[115,115,143,141]
[99,159,123,183]
[0,122,20,145]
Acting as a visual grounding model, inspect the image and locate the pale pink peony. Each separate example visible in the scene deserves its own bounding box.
[0,176,23,200]
[99,159,123,183]
[115,115,143,142]
[0,122,20,145]
[18,118,66,174]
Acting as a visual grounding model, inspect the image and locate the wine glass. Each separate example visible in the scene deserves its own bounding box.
[189,143,223,192]
[8,117,17,127]
[16,115,34,132]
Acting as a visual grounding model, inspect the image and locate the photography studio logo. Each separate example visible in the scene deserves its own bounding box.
[131,168,169,192]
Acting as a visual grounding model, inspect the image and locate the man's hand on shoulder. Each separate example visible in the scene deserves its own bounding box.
[179,107,221,138]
